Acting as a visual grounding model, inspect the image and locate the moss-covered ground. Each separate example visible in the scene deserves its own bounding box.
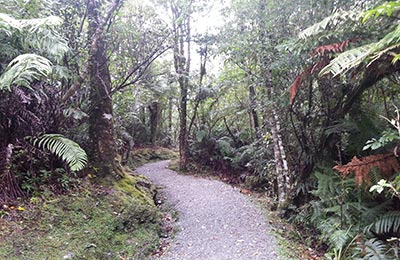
[0,177,161,260]
[0,147,179,260]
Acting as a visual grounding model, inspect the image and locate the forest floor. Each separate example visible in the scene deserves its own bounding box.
[137,160,279,260]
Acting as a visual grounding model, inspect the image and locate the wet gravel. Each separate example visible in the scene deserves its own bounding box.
[136,160,279,260]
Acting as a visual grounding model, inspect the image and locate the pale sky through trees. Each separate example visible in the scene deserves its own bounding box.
[136,0,227,74]
[138,0,227,34]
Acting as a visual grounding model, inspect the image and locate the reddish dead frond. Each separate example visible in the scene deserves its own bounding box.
[311,38,360,57]
[310,58,330,74]
[333,153,400,187]
[290,67,312,104]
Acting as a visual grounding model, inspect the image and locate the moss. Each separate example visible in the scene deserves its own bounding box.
[0,179,162,260]
[114,174,162,230]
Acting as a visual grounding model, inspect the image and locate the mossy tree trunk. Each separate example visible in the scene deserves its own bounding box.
[148,101,160,145]
[87,0,121,179]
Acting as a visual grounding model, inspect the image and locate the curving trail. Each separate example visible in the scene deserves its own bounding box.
[136,160,278,260]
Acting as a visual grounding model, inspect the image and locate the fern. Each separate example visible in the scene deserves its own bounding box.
[361,238,388,260]
[320,15,400,77]
[32,134,88,172]
[362,1,400,22]
[0,54,52,91]
[0,13,69,62]
[366,211,400,235]
[319,43,374,77]
[299,11,361,40]
[368,24,400,65]
[331,228,354,251]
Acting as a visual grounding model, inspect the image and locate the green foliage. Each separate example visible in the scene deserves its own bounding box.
[0,54,52,91]
[300,169,400,259]
[0,13,69,62]
[318,2,400,78]
[363,129,400,151]
[31,134,88,172]
[126,147,178,169]
[362,1,400,22]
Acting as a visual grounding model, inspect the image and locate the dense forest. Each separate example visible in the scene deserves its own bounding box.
[1,0,400,259]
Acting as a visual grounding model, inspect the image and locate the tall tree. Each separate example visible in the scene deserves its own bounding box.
[86,0,121,179]
[170,0,192,170]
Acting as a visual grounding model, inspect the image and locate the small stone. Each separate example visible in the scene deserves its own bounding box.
[63,252,74,259]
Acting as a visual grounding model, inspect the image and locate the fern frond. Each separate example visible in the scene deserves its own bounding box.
[32,134,88,172]
[333,153,400,187]
[362,1,400,22]
[330,228,353,250]
[320,24,400,77]
[0,13,69,62]
[368,24,400,63]
[0,13,63,34]
[319,43,375,77]
[0,54,52,91]
[299,11,361,39]
[362,238,388,260]
[366,211,400,235]
[0,13,21,31]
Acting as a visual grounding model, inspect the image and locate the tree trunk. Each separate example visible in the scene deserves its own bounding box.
[270,108,290,206]
[148,101,160,145]
[87,0,119,179]
[258,0,290,209]
[249,83,259,138]
[171,0,192,171]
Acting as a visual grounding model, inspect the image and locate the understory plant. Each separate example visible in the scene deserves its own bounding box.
[293,168,400,260]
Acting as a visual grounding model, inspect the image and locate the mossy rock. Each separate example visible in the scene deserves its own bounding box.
[114,174,162,230]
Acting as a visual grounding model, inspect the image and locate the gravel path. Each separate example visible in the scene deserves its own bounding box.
[136,160,279,260]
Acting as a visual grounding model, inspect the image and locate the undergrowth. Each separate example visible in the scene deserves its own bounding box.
[253,193,324,260]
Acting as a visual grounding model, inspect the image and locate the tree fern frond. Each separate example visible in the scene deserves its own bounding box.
[32,134,88,172]
[0,13,22,31]
[0,54,52,91]
[362,1,400,22]
[320,24,400,77]
[0,13,63,33]
[299,11,361,40]
[319,43,374,77]
[368,24,400,63]
[0,13,69,62]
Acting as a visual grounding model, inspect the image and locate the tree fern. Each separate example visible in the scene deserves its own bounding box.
[368,24,400,65]
[319,11,400,78]
[0,13,69,62]
[299,11,361,40]
[362,1,400,22]
[0,54,52,91]
[31,134,88,172]
[319,43,374,77]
